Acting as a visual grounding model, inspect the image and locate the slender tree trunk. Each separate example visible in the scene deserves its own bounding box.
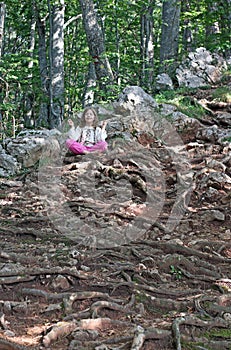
[79,0,114,92]
[35,7,49,127]
[24,0,36,127]
[140,0,154,90]
[219,0,231,58]
[181,0,193,53]
[82,62,96,107]
[159,0,181,75]
[114,0,121,85]
[48,0,65,129]
[206,2,220,47]
[65,17,79,118]
[0,2,6,58]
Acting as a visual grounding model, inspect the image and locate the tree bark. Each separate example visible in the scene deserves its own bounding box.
[140,1,155,91]
[24,0,36,128]
[181,0,193,52]
[35,6,49,127]
[48,0,65,129]
[220,0,231,58]
[0,2,6,58]
[82,62,97,107]
[206,2,220,46]
[79,0,114,92]
[159,0,181,75]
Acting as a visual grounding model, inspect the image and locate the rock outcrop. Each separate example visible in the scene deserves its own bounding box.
[0,84,230,177]
[176,47,227,88]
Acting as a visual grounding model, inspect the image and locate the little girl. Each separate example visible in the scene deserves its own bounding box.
[66,107,108,154]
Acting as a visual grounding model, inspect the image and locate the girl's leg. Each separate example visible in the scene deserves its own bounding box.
[87,141,108,153]
[66,139,87,154]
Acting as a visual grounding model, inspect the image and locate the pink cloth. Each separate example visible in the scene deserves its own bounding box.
[66,139,107,155]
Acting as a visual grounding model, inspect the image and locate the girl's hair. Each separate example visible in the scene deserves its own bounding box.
[80,107,98,127]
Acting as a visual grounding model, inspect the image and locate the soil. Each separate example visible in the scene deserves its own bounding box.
[0,88,230,350]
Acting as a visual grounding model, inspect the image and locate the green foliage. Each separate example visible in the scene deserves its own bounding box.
[1,0,230,126]
[181,340,212,350]
[221,136,231,143]
[204,327,231,339]
[154,89,207,119]
[181,328,231,350]
[170,265,182,280]
[211,87,231,103]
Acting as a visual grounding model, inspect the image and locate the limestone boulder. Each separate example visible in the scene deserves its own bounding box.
[4,129,61,169]
[176,47,227,88]
[155,73,173,91]
[113,86,158,114]
[0,144,21,177]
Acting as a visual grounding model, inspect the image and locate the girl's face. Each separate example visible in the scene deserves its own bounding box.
[84,109,95,126]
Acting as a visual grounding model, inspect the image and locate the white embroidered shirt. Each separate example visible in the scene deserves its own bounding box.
[68,126,107,146]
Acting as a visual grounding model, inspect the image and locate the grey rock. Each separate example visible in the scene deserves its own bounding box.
[0,144,21,176]
[197,125,223,142]
[216,112,231,126]
[176,47,227,88]
[113,85,158,113]
[202,210,225,222]
[155,73,173,90]
[159,103,178,116]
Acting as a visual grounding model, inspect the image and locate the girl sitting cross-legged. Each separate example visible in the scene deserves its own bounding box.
[66,107,108,155]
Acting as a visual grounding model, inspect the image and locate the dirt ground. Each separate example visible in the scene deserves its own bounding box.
[0,89,230,350]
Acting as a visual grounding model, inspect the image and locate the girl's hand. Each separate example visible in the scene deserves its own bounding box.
[68,119,74,127]
[101,120,108,130]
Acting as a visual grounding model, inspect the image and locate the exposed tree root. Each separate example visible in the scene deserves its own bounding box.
[130,325,145,350]
[43,321,77,348]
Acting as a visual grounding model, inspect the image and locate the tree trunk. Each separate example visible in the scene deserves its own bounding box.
[159,0,181,75]
[181,0,193,52]
[0,2,6,58]
[206,2,220,46]
[82,62,97,107]
[114,0,121,85]
[24,0,36,128]
[140,0,154,91]
[79,0,114,92]
[220,0,231,58]
[48,0,65,129]
[35,6,49,127]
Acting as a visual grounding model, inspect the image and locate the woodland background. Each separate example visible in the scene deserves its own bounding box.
[0,0,230,133]
[0,1,231,349]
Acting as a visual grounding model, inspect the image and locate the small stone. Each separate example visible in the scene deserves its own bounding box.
[80,265,90,272]
[13,303,28,313]
[189,232,195,236]
[223,312,231,321]
[70,250,80,259]
[3,301,12,314]
[223,229,231,240]
[202,210,225,221]
[68,340,83,350]
[162,234,171,240]
[171,238,184,245]
[4,330,15,337]
[95,345,108,350]
[51,275,70,290]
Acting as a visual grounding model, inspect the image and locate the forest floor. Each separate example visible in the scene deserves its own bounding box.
[0,87,230,350]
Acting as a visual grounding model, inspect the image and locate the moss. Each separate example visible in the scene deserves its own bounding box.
[135,291,149,304]
[178,327,231,349]
[212,86,231,102]
[155,88,207,119]
[181,340,212,350]
[204,328,231,339]
[221,136,231,143]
